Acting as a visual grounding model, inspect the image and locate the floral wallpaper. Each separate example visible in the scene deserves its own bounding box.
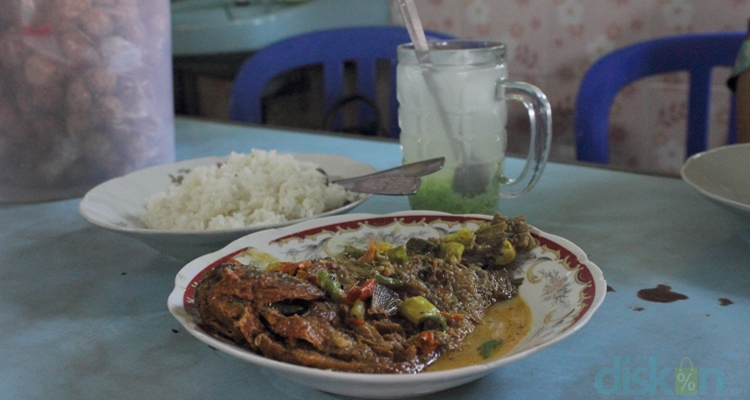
[390,0,750,175]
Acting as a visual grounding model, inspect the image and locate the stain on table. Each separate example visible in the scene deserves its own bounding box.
[719,298,734,306]
[637,284,688,303]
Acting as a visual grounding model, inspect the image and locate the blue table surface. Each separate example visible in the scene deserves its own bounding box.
[1,117,748,399]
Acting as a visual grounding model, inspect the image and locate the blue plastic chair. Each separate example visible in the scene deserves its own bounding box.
[229,26,454,138]
[575,31,745,164]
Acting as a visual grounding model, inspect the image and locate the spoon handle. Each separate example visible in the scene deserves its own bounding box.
[336,176,422,195]
[367,157,445,178]
[332,157,444,195]
[333,157,444,183]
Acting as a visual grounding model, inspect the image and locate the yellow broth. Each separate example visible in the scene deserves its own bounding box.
[425,296,531,371]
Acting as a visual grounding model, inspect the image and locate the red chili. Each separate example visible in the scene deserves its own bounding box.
[440,311,465,323]
[345,278,377,304]
[345,318,365,326]
[270,260,311,276]
[358,278,377,299]
[359,240,379,263]
[417,331,437,355]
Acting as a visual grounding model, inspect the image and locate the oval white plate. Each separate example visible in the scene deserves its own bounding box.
[168,211,606,399]
[78,153,374,261]
[681,143,750,216]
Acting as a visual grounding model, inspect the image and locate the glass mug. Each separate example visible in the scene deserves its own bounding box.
[397,40,551,214]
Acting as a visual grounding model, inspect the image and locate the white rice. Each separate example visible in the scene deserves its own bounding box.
[140,150,361,231]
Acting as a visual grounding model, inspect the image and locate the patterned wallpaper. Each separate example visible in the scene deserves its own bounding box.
[390,0,750,174]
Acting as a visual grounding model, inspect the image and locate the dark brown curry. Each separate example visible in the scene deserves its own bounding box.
[195,213,537,373]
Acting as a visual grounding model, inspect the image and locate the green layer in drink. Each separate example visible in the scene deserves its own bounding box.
[408,172,500,215]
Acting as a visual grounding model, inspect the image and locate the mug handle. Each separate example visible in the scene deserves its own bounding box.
[495,81,553,198]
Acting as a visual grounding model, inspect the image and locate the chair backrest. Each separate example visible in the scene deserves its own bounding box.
[575,31,745,164]
[229,26,454,138]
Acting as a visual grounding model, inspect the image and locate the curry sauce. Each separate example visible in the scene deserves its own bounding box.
[425,296,531,371]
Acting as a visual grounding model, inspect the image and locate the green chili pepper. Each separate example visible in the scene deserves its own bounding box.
[443,228,474,245]
[397,296,447,331]
[386,245,408,264]
[317,270,344,302]
[406,237,437,254]
[439,242,465,261]
[342,245,366,259]
[494,240,516,265]
[349,299,365,321]
[373,271,404,289]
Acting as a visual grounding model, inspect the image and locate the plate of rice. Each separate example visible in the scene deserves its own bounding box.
[78,150,374,261]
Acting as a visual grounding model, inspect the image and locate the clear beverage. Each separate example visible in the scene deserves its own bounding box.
[398,42,507,214]
[397,40,552,214]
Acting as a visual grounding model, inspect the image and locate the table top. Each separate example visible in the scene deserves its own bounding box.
[2,117,748,399]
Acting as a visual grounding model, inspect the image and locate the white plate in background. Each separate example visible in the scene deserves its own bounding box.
[681,143,750,215]
[79,153,374,261]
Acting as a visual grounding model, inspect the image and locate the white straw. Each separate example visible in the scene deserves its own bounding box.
[397,0,431,65]
[396,0,463,162]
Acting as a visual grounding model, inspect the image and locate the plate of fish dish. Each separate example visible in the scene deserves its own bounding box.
[168,211,606,398]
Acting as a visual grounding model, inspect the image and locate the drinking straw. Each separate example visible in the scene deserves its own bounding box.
[397,0,431,65]
[397,0,465,165]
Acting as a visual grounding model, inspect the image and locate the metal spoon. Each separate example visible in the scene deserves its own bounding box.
[452,156,494,196]
[319,157,445,195]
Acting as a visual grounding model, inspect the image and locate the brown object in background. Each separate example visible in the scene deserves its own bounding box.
[736,18,750,144]
[735,65,750,143]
